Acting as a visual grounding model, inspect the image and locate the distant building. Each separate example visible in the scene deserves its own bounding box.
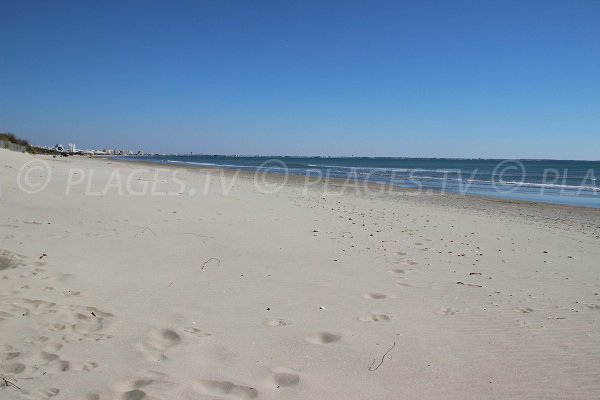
[68,143,76,153]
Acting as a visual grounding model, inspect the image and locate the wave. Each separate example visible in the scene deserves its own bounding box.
[303,163,465,174]
[498,181,600,192]
[149,159,600,193]
[384,175,600,192]
[166,160,246,168]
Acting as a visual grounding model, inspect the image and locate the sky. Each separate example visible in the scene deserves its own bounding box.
[1,0,599,159]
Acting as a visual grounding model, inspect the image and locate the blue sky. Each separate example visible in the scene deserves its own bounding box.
[1,0,599,158]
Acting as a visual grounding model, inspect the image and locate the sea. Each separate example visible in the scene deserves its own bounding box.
[123,155,600,208]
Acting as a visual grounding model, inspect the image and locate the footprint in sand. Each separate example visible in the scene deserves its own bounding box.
[265,368,301,389]
[1,345,97,378]
[264,318,292,327]
[50,305,114,343]
[61,290,81,297]
[121,390,147,400]
[515,307,534,313]
[583,304,600,310]
[146,328,181,349]
[183,326,212,338]
[196,379,258,400]
[3,361,26,374]
[0,346,20,362]
[389,268,405,275]
[71,313,108,333]
[139,328,182,361]
[23,335,52,345]
[0,298,57,317]
[359,313,392,322]
[63,333,113,344]
[54,273,75,282]
[23,298,57,313]
[362,293,387,300]
[304,332,342,344]
[0,249,23,271]
[399,259,418,266]
[109,371,177,400]
[436,307,459,315]
[20,387,60,399]
[18,267,49,280]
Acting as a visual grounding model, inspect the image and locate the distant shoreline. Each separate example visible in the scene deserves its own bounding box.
[111,155,600,210]
[114,154,600,162]
[106,155,600,233]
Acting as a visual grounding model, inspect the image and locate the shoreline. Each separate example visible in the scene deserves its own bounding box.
[107,156,600,238]
[108,156,600,211]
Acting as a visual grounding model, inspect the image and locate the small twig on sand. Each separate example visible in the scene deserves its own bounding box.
[136,226,157,237]
[201,257,221,271]
[456,281,483,288]
[368,341,396,371]
[1,375,22,391]
[183,232,214,239]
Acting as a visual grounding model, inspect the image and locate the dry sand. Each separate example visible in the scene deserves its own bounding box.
[1,148,599,399]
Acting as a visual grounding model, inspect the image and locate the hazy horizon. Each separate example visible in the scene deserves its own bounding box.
[2,1,599,160]
[130,154,600,162]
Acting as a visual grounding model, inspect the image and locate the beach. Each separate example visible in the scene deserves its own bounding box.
[1,148,600,399]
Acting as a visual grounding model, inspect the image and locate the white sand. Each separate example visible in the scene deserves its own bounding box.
[1,148,599,399]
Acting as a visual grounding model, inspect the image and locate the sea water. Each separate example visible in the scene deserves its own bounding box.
[123,156,600,208]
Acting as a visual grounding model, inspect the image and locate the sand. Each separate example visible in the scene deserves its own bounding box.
[1,148,599,399]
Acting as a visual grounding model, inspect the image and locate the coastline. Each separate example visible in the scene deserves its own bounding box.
[109,156,600,238]
[1,149,600,399]
[109,155,600,209]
